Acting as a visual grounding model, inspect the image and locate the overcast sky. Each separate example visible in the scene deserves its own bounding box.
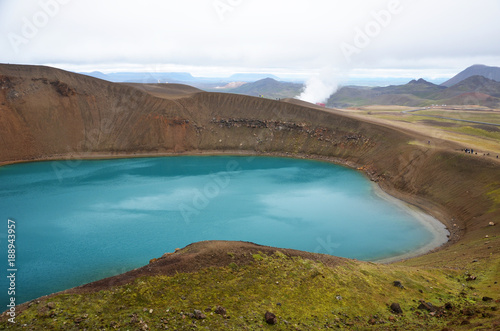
[1,0,499,81]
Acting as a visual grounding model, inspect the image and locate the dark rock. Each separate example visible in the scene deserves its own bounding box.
[460,320,471,325]
[265,311,277,325]
[193,309,206,320]
[204,307,212,312]
[482,296,493,302]
[445,302,453,310]
[50,80,76,97]
[215,306,227,315]
[393,281,405,289]
[368,318,376,325]
[417,301,436,312]
[419,289,423,293]
[390,303,403,314]
[461,308,475,316]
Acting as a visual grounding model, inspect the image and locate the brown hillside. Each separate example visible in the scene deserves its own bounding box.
[0,63,499,261]
[445,91,500,108]
[125,82,202,99]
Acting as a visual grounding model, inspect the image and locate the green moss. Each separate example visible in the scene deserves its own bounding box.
[252,253,264,261]
[5,254,499,330]
[487,183,500,212]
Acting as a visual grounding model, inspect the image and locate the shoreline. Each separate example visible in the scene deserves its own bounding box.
[0,149,452,264]
[369,184,450,264]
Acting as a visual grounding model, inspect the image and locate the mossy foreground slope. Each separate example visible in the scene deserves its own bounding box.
[2,241,499,330]
[0,64,499,329]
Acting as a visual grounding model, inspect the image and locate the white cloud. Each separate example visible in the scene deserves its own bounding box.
[0,0,499,78]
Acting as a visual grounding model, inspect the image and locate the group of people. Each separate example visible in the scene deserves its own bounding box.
[464,148,499,159]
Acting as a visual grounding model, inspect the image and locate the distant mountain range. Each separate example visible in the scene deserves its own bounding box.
[326,65,500,108]
[79,64,500,108]
[441,64,500,87]
[327,75,500,108]
[80,71,197,83]
[227,73,281,82]
[227,78,303,99]
[79,71,281,84]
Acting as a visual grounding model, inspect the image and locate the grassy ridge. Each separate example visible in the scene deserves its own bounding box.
[3,249,498,330]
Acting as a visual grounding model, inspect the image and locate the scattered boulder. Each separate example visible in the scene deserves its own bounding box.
[368,318,376,325]
[445,302,453,310]
[482,296,493,302]
[215,306,227,316]
[390,303,403,314]
[193,309,206,320]
[46,302,56,310]
[265,311,277,325]
[393,281,405,289]
[417,301,437,312]
[466,275,477,281]
[489,222,495,226]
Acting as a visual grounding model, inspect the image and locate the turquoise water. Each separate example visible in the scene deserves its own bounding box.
[0,156,439,306]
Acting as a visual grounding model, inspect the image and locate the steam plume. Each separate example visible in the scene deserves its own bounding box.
[298,68,340,104]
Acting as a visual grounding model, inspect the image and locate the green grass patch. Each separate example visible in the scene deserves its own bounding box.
[5,253,499,330]
[416,110,500,125]
[487,183,500,213]
[445,126,500,141]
